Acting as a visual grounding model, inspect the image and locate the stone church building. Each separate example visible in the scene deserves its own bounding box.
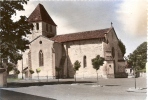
[18,4,126,79]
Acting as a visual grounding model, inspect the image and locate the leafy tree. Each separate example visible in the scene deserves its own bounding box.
[55,67,61,82]
[0,1,32,65]
[118,39,126,57]
[29,69,34,79]
[7,62,16,74]
[29,69,34,74]
[0,61,16,74]
[92,55,104,84]
[73,60,81,82]
[36,68,41,81]
[127,42,147,70]
[14,69,20,75]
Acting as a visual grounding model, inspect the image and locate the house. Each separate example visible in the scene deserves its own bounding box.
[17,3,126,79]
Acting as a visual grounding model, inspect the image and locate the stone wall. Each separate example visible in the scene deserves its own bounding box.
[63,39,108,78]
[42,22,56,37]
[30,36,55,79]
[31,22,43,40]
[30,22,56,40]
[0,69,7,87]
[105,28,121,74]
[18,49,29,79]
[53,42,63,78]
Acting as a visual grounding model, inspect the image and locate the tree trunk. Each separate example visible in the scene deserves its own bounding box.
[58,71,59,82]
[46,71,48,82]
[96,71,99,85]
[38,73,39,81]
[75,73,76,82]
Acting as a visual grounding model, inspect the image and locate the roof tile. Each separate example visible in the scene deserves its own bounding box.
[50,28,110,42]
[27,3,57,26]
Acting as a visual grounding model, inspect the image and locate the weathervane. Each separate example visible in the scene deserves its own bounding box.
[111,22,113,27]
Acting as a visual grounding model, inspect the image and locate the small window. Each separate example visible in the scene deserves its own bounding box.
[31,24,34,30]
[36,23,39,30]
[39,41,42,44]
[112,47,115,58]
[83,56,87,68]
[50,26,52,32]
[46,24,48,32]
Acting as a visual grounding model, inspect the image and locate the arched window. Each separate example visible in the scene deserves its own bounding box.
[46,24,48,32]
[83,56,87,68]
[31,24,34,30]
[50,26,52,32]
[39,50,44,66]
[112,47,115,58]
[36,23,39,30]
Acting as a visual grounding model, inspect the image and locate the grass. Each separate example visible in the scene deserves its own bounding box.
[7,78,23,82]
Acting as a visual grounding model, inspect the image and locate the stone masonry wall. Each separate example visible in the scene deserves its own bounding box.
[30,36,55,79]
[63,39,107,78]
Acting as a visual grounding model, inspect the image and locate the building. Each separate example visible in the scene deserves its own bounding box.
[17,3,126,79]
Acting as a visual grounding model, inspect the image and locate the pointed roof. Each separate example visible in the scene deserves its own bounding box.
[27,3,57,26]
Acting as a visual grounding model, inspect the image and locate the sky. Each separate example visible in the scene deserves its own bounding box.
[13,0,147,56]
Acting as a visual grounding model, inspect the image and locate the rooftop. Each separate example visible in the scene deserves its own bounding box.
[50,28,111,43]
[27,3,56,26]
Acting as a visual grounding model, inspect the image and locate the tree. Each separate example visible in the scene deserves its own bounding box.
[14,68,20,75]
[92,55,104,85]
[126,42,147,89]
[127,42,147,70]
[29,69,34,79]
[7,62,16,74]
[55,67,61,82]
[36,68,41,81]
[118,39,126,57]
[0,1,32,65]
[0,61,17,74]
[73,60,81,82]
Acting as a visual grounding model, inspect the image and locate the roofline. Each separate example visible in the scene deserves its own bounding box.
[30,35,56,43]
[55,28,110,37]
[28,20,57,26]
[59,37,105,43]
[110,27,119,40]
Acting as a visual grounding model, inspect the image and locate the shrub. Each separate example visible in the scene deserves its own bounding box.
[29,69,34,74]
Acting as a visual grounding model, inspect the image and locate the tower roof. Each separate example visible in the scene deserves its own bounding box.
[27,3,57,26]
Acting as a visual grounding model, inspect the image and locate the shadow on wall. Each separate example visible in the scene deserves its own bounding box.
[55,45,74,79]
[55,55,74,79]
[67,55,75,78]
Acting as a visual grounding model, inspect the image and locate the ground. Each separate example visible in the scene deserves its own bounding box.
[0,77,147,100]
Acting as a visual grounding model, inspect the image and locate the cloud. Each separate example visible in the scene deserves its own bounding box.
[117,0,147,36]
[42,1,118,34]
[12,1,35,21]
[12,1,121,35]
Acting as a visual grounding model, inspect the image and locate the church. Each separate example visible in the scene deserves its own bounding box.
[18,4,126,79]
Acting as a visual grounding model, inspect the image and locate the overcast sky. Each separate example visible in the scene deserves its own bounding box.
[13,0,147,56]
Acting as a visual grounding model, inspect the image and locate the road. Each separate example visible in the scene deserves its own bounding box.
[0,77,147,100]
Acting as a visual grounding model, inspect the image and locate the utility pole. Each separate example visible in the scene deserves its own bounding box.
[21,51,24,79]
[134,62,136,89]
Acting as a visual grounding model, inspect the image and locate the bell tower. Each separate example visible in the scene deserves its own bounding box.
[27,3,57,41]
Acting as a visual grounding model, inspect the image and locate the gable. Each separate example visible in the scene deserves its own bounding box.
[30,35,57,48]
[30,35,54,44]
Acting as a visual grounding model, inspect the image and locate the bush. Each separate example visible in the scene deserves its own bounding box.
[36,68,41,73]
[15,70,20,74]
[115,72,128,78]
[29,69,34,74]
